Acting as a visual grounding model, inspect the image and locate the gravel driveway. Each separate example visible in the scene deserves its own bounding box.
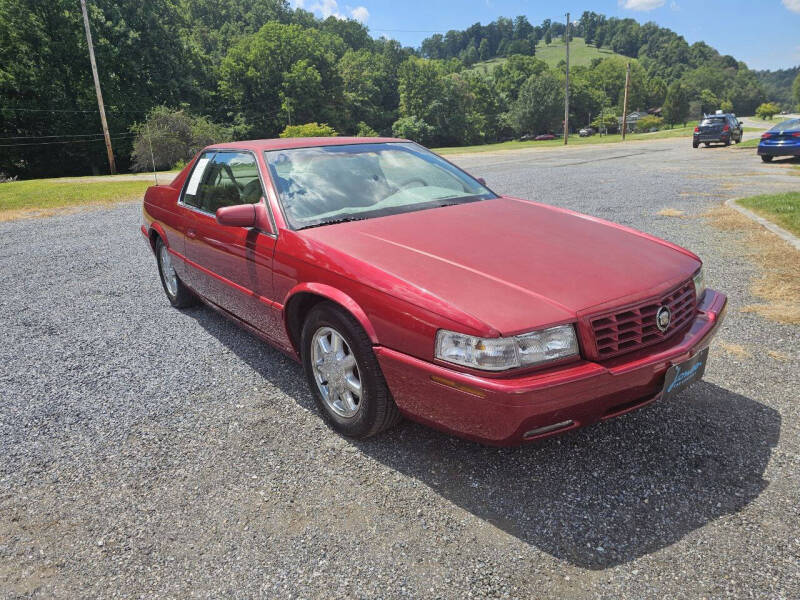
[1,138,799,598]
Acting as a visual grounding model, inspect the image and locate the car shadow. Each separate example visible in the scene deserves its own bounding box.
[186,304,781,570]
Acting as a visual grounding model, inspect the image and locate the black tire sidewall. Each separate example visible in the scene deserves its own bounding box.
[301,304,384,438]
[155,238,180,307]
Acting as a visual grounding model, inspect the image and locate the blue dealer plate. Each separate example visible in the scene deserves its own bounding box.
[662,348,709,402]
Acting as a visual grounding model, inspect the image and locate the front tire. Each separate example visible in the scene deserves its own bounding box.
[692,141,699,148]
[301,302,401,438]
[761,155,774,163]
[155,237,196,308]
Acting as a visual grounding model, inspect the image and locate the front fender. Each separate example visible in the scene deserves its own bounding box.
[283,282,379,344]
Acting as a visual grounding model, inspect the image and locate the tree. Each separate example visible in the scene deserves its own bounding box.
[544,29,552,45]
[392,116,434,144]
[492,55,548,104]
[591,111,619,133]
[129,106,231,171]
[356,122,379,137]
[699,89,719,115]
[755,102,780,120]
[793,72,800,111]
[279,122,337,137]
[479,39,490,61]
[280,59,324,125]
[663,82,689,127]
[508,70,564,135]
[219,22,345,137]
[635,114,664,132]
[647,77,668,107]
[720,99,734,113]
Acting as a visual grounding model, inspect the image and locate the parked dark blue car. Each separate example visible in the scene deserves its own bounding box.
[758,118,800,162]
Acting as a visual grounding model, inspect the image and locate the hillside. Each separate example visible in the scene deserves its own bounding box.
[468,37,623,74]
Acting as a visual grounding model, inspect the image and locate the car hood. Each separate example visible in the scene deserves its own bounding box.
[298,197,700,335]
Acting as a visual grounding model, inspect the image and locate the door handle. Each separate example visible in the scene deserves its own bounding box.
[187,229,197,239]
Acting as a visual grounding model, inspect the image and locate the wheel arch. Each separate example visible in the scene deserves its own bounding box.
[283,283,378,355]
[147,222,169,253]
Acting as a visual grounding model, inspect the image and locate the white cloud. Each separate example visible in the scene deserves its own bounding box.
[619,0,665,10]
[783,0,800,14]
[350,6,369,22]
[303,0,369,22]
[309,0,343,18]
[670,1,680,10]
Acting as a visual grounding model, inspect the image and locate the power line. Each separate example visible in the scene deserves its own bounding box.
[0,133,136,148]
[0,106,147,115]
[0,132,118,140]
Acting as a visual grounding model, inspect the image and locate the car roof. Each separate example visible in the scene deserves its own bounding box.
[204,137,409,152]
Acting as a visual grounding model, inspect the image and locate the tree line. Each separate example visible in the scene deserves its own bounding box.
[1,1,798,179]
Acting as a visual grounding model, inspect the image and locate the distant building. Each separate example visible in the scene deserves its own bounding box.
[618,111,648,130]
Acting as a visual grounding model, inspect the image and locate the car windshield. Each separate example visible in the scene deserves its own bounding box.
[264,142,497,230]
[769,118,800,132]
[700,116,726,126]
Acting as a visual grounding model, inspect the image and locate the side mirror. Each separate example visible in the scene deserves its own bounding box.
[477,177,487,186]
[216,200,275,235]
[216,204,256,228]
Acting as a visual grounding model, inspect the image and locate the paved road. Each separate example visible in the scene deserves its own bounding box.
[1,138,799,598]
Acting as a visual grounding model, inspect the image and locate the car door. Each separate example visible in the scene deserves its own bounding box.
[180,150,280,334]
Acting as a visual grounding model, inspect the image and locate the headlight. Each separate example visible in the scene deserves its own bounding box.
[435,325,579,371]
[693,268,706,301]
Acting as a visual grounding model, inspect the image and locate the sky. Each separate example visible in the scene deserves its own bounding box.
[291,0,800,71]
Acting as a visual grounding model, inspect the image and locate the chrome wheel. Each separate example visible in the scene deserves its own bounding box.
[159,244,178,298]
[311,326,362,419]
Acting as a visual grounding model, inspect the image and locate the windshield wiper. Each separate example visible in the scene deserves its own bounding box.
[297,216,367,230]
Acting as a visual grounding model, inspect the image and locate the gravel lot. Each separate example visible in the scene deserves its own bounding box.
[1,138,799,599]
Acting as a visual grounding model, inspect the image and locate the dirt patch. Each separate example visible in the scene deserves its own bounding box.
[716,341,750,358]
[704,205,800,324]
[0,201,120,222]
[767,350,791,362]
[658,208,685,217]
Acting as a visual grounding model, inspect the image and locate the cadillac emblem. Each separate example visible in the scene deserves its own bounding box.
[656,305,671,333]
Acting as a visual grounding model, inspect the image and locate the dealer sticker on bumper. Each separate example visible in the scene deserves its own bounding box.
[662,348,709,402]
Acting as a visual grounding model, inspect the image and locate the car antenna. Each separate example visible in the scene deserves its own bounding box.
[146,122,158,186]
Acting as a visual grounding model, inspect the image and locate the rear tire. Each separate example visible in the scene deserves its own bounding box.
[301,302,401,438]
[692,141,699,148]
[155,237,196,308]
[761,155,774,163]
[704,142,710,147]
[724,138,731,146]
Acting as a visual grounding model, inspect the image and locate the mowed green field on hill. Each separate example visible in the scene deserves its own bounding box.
[468,37,624,75]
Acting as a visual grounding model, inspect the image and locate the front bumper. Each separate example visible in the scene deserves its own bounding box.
[376,289,727,446]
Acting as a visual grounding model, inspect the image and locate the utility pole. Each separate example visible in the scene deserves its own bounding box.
[80,0,116,174]
[563,12,570,145]
[621,61,631,141]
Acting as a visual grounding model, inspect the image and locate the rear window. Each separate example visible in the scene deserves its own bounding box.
[769,118,800,132]
[700,117,726,126]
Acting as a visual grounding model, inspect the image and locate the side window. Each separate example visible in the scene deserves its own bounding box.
[183,151,263,214]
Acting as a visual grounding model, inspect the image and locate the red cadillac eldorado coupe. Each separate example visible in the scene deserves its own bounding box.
[141,137,726,445]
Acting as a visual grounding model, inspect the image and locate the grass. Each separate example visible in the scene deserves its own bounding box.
[433,125,696,155]
[533,37,621,68]
[467,37,623,74]
[736,138,761,148]
[0,178,152,220]
[738,191,800,237]
[704,204,800,324]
